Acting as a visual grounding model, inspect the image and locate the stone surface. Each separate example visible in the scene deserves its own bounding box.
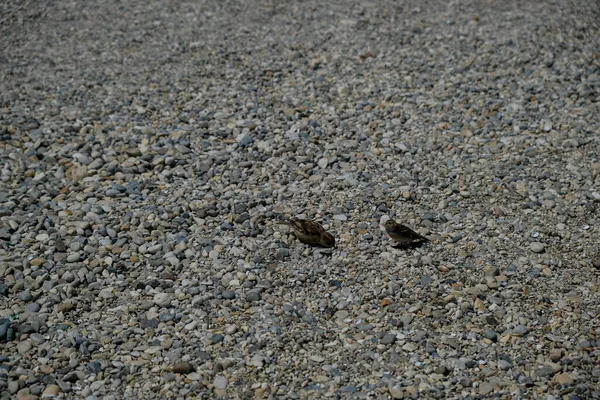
[0,1,598,399]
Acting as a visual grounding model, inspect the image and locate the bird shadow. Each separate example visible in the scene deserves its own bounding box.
[390,240,429,250]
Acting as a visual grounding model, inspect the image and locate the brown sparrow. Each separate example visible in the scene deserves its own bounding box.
[284,218,335,248]
[384,219,428,245]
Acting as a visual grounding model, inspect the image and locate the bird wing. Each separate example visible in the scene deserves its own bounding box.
[398,224,428,241]
[288,219,324,236]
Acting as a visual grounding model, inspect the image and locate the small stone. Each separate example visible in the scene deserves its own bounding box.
[17,340,33,354]
[434,365,450,375]
[497,360,512,370]
[225,324,237,335]
[222,290,236,300]
[549,348,563,362]
[389,386,404,399]
[54,253,67,262]
[36,233,49,241]
[236,134,253,147]
[172,361,194,374]
[8,381,19,394]
[187,372,200,381]
[42,384,60,397]
[537,362,561,377]
[478,382,493,395]
[66,253,81,263]
[154,293,171,307]
[213,375,228,390]
[89,380,104,391]
[18,291,33,302]
[459,376,472,387]
[98,288,114,299]
[87,362,102,374]
[484,329,497,341]
[26,303,41,313]
[310,355,325,363]
[380,333,396,345]
[474,298,485,310]
[554,372,574,386]
[512,325,528,336]
[546,362,562,373]
[529,242,546,253]
[30,258,46,267]
[247,291,261,302]
[105,189,120,197]
[210,334,224,344]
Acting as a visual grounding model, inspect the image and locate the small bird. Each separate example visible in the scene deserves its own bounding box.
[384,219,428,246]
[284,218,335,248]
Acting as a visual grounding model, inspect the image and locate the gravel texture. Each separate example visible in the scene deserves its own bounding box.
[1,0,600,399]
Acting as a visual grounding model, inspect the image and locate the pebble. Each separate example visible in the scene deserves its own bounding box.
[380,333,396,345]
[172,361,194,374]
[478,382,494,395]
[554,373,574,386]
[67,253,81,263]
[18,291,33,302]
[222,290,236,300]
[153,293,171,307]
[498,360,512,370]
[389,386,404,399]
[98,288,114,299]
[17,340,33,354]
[549,348,563,362]
[29,258,46,267]
[213,375,228,390]
[484,329,498,341]
[42,384,60,397]
[529,242,546,253]
[247,292,261,302]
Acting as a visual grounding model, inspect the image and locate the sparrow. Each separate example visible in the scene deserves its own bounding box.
[283,218,335,248]
[384,219,428,246]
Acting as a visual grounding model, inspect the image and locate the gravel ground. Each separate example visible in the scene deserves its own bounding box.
[1,0,600,399]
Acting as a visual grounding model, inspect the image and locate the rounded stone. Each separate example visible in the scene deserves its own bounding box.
[172,361,194,374]
[247,291,261,302]
[17,340,33,354]
[380,333,396,345]
[153,293,171,307]
[213,375,228,390]
[529,242,546,253]
[222,290,236,300]
[42,384,60,397]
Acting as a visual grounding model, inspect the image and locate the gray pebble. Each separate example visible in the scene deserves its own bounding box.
[213,375,228,390]
[484,329,498,341]
[246,291,261,302]
[529,242,546,253]
[498,359,512,370]
[172,361,194,374]
[222,290,236,300]
[17,291,33,302]
[67,253,81,263]
[153,293,171,307]
[380,333,396,345]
